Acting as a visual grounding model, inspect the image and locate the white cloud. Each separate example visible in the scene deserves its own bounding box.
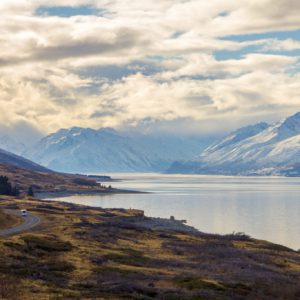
[0,0,299,135]
[157,53,297,79]
[262,38,300,51]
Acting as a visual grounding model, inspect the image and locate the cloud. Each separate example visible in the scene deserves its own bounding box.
[262,38,300,51]
[0,0,299,136]
[87,70,300,129]
[157,53,297,79]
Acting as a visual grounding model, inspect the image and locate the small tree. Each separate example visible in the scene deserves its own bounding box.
[0,176,12,195]
[27,186,34,197]
[11,186,20,197]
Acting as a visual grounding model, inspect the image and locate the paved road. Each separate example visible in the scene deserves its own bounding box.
[0,209,41,237]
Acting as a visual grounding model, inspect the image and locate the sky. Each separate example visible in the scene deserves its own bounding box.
[1,0,300,137]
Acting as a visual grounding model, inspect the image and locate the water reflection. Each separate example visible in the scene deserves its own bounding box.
[51,174,300,250]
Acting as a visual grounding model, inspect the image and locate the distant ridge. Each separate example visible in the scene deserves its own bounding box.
[168,112,300,176]
[23,127,211,173]
[0,148,51,173]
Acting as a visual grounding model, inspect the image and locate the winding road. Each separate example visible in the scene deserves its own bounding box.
[0,209,41,237]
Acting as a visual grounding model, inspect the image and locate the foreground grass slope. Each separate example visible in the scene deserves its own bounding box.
[0,207,19,230]
[0,197,299,300]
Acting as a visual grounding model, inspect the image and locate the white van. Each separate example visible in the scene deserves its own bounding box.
[21,209,28,217]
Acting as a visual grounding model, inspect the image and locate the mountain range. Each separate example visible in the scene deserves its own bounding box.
[168,112,300,176]
[21,128,212,173]
[1,112,300,176]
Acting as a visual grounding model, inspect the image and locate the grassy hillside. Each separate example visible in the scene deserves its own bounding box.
[0,207,19,230]
[0,149,50,173]
[0,197,299,299]
[0,163,110,195]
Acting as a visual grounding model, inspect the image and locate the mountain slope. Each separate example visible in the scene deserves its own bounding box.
[0,124,43,155]
[0,135,26,155]
[0,148,51,173]
[168,112,300,176]
[23,127,211,173]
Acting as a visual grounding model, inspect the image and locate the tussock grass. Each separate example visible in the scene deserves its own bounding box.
[21,235,73,252]
[0,207,19,229]
[0,197,299,300]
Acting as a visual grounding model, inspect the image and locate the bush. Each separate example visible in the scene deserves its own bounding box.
[0,176,20,196]
[175,276,224,291]
[11,186,20,196]
[0,176,12,195]
[72,178,98,187]
[27,186,34,197]
[22,235,73,252]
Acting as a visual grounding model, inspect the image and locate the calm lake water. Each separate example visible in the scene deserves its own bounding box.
[51,174,300,250]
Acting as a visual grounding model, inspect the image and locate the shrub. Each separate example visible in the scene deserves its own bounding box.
[22,235,73,252]
[72,178,98,187]
[0,176,12,195]
[175,276,225,291]
[27,186,34,197]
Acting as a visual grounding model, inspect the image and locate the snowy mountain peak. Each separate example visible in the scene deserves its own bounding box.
[23,127,209,173]
[235,122,270,135]
[203,122,269,154]
[168,112,300,176]
[97,127,118,135]
[277,112,300,135]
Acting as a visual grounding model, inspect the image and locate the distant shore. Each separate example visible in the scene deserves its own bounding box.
[36,187,147,199]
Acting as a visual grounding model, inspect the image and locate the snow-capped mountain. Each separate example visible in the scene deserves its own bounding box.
[168,112,300,176]
[23,127,211,173]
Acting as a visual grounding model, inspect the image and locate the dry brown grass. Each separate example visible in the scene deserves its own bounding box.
[0,207,20,230]
[0,197,299,299]
[0,275,23,300]
[0,163,108,195]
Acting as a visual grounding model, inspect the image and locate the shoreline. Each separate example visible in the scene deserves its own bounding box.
[0,196,299,299]
[36,187,147,199]
[35,195,198,234]
[2,195,295,250]
[1,195,199,236]
[36,191,299,250]
[36,195,298,250]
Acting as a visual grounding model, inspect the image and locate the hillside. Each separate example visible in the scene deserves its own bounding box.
[0,148,50,173]
[23,127,211,173]
[0,163,115,196]
[0,208,18,230]
[168,112,300,176]
[0,197,299,299]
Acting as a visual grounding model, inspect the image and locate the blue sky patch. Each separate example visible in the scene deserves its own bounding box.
[218,11,229,17]
[214,45,261,60]
[79,62,164,81]
[36,5,103,17]
[221,29,300,42]
[170,31,185,39]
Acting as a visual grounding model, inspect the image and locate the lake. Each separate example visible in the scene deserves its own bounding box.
[50,173,300,250]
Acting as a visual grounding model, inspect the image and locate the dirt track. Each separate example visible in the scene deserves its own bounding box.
[0,209,40,237]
